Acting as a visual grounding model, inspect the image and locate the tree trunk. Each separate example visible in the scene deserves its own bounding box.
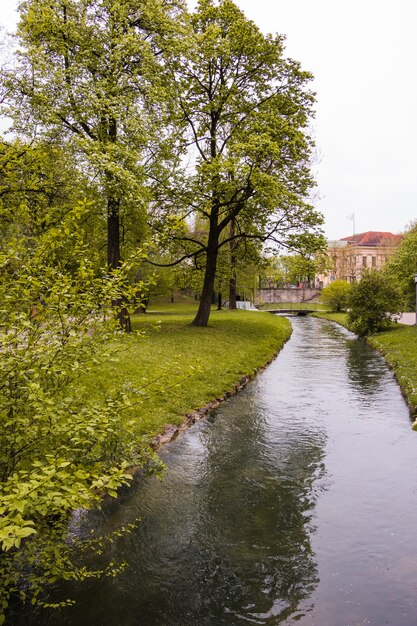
[192,116,220,327]
[107,191,131,332]
[229,218,237,309]
[107,199,120,269]
[217,292,222,310]
[191,236,219,327]
[117,305,132,332]
[229,274,237,309]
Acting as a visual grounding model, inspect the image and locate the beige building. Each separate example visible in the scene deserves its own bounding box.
[320,231,402,287]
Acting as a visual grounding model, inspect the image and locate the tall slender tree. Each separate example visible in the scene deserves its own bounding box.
[150,0,323,326]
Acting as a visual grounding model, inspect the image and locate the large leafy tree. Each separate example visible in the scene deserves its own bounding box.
[150,0,323,326]
[2,0,186,327]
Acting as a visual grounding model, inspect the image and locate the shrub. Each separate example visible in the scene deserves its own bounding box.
[347,270,402,336]
[320,280,351,312]
[0,203,160,621]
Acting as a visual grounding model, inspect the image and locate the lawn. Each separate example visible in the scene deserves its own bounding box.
[83,300,292,438]
[312,311,349,326]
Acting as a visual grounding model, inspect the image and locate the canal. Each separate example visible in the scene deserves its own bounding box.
[13,317,417,625]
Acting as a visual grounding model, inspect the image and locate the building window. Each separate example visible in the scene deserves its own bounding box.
[372,256,376,267]
[362,256,367,268]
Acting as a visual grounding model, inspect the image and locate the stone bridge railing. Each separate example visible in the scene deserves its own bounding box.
[257,287,321,304]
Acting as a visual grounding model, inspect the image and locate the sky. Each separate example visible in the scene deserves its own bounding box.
[1,0,416,240]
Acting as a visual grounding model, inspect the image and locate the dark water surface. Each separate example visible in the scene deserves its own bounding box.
[14,318,417,625]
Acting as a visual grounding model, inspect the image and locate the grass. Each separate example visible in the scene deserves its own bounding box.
[312,311,350,326]
[260,301,324,311]
[313,310,417,423]
[84,299,292,438]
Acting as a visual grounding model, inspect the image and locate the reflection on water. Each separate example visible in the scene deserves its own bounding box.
[10,318,417,626]
[346,336,385,396]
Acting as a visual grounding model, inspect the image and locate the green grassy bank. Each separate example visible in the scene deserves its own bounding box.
[87,301,292,438]
[313,311,417,425]
[312,311,349,326]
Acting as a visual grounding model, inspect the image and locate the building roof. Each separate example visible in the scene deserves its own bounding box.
[339,231,402,247]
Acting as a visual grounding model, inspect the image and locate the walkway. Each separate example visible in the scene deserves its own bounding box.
[398,312,416,326]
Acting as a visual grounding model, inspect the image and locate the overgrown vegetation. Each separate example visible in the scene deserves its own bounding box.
[0,205,159,620]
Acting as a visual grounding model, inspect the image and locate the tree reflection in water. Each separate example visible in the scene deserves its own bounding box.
[345,336,385,396]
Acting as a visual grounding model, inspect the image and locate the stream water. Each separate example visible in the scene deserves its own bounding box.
[12,317,417,625]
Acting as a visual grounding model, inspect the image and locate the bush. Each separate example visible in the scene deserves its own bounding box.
[320,280,351,312]
[0,203,161,621]
[347,270,402,336]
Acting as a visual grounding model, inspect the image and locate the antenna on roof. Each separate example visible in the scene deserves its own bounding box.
[347,212,355,236]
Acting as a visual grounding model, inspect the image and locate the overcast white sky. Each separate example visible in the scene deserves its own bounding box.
[1,0,416,240]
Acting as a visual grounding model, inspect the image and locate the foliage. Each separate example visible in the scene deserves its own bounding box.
[3,0,187,278]
[347,270,402,336]
[150,0,324,326]
[259,260,283,289]
[0,202,161,621]
[385,225,417,310]
[320,280,351,312]
[274,254,314,286]
[0,138,101,251]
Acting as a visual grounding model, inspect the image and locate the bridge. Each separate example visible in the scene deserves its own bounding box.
[264,303,322,316]
[224,300,322,316]
[267,308,313,317]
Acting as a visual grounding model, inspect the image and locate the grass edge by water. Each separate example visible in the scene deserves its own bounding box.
[85,304,293,446]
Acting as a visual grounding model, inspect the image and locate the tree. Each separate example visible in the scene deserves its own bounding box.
[347,270,402,336]
[149,0,323,327]
[385,224,417,310]
[320,280,351,312]
[2,0,187,328]
[276,253,315,287]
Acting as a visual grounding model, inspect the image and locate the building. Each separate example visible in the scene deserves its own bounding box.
[320,231,402,287]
